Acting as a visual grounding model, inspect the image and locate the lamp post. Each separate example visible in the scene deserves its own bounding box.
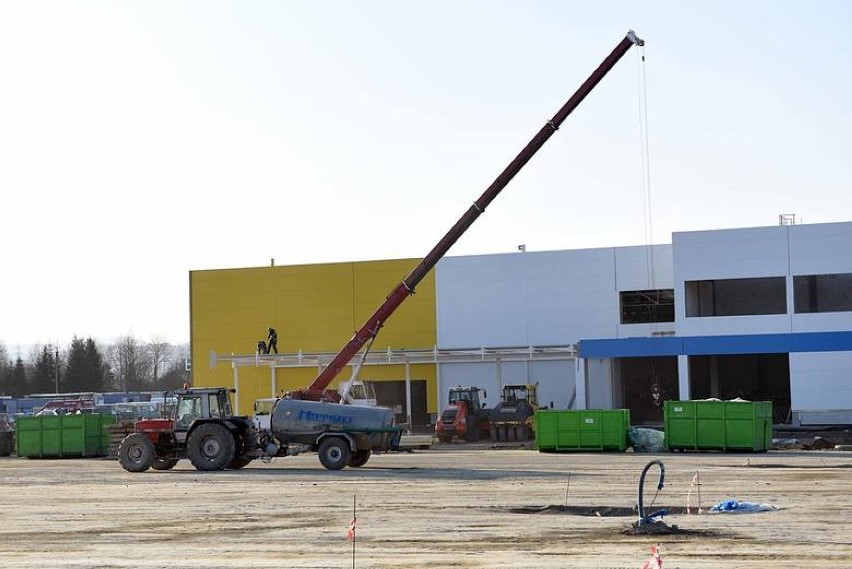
[54,344,59,394]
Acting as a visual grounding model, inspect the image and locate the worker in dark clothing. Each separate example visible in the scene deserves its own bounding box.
[267,327,278,354]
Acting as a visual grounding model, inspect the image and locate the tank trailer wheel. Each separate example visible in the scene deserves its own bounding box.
[318,437,351,471]
[187,423,236,471]
[118,433,155,473]
[152,458,179,471]
[227,455,254,470]
[348,449,371,468]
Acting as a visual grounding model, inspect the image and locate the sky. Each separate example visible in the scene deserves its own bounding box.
[1,1,850,351]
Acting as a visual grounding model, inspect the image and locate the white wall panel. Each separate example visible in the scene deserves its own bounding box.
[792,313,852,333]
[673,226,790,281]
[789,222,852,275]
[436,254,527,348]
[529,360,576,410]
[789,351,852,410]
[586,358,613,409]
[614,245,673,292]
[678,314,793,337]
[524,249,618,346]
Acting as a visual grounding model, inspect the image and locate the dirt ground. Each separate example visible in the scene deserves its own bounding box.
[1,445,851,568]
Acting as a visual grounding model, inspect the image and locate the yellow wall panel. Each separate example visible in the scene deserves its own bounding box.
[191,259,438,416]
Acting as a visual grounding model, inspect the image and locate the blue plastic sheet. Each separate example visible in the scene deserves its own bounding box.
[709,499,779,513]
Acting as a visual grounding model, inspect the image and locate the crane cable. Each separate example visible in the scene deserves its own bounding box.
[637,43,654,292]
[636,45,663,401]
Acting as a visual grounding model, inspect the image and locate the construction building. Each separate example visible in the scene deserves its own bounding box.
[191,219,852,427]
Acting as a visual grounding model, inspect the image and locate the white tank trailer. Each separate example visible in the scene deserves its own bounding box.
[263,399,402,470]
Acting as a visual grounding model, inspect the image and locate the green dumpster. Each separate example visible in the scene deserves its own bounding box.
[664,400,772,452]
[15,414,116,458]
[535,409,630,452]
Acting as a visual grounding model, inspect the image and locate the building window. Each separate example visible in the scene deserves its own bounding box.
[685,277,786,317]
[794,273,852,313]
[620,289,675,324]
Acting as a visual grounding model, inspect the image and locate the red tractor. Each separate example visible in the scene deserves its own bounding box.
[118,387,256,472]
[435,387,490,443]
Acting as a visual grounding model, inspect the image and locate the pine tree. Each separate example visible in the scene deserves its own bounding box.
[63,337,88,392]
[84,338,108,392]
[0,342,8,395]
[0,359,9,397]
[31,345,59,394]
[11,357,27,397]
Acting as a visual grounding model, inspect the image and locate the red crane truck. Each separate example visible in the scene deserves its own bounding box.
[118,30,644,473]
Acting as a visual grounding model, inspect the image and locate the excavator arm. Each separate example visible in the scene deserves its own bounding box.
[293,30,644,401]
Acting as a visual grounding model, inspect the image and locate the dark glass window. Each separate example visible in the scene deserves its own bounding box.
[685,277,786,317]
[794,273,852,313]
[620,289,675,324]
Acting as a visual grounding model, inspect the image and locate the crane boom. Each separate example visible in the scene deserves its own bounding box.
[296,30,644,400]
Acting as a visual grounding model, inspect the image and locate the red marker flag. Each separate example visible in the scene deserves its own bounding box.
[346,517,357,542]
[640,543,662,569]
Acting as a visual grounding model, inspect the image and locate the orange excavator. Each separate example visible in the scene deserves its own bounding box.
[435,387,490,443]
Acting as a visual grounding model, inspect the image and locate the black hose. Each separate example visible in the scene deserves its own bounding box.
[637,459,667,526]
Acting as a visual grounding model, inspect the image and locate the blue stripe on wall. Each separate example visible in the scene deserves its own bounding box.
[579,331,852,358]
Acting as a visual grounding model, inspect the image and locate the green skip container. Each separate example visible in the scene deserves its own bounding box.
[16,413,116,458]
[535,409,630,452]
[664,400,772,452]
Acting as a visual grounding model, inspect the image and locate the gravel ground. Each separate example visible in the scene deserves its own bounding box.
[1,446,851,568]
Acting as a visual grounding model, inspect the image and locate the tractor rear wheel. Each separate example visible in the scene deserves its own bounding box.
[187,423,235,471]
[152,458,179,471]
[318,437,351,471]
[348,449,371,468]
[118,433,155,473]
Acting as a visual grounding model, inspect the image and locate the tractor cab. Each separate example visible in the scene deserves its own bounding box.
[499,384,538,407]
[448,386,486,411]
[171,388,234,441]
[436,387,490,442]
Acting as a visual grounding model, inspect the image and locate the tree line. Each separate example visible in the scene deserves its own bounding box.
[0,336,190,397]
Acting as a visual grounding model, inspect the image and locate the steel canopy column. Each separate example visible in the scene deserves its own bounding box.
[405,361,412,431]
[233,363,240,414]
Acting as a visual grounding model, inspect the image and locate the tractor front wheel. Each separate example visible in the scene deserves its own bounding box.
[187,423,236,471]
[318,437,351,471]
[118,433,155,473]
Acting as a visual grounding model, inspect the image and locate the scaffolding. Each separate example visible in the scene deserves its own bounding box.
[210,345,578,425]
